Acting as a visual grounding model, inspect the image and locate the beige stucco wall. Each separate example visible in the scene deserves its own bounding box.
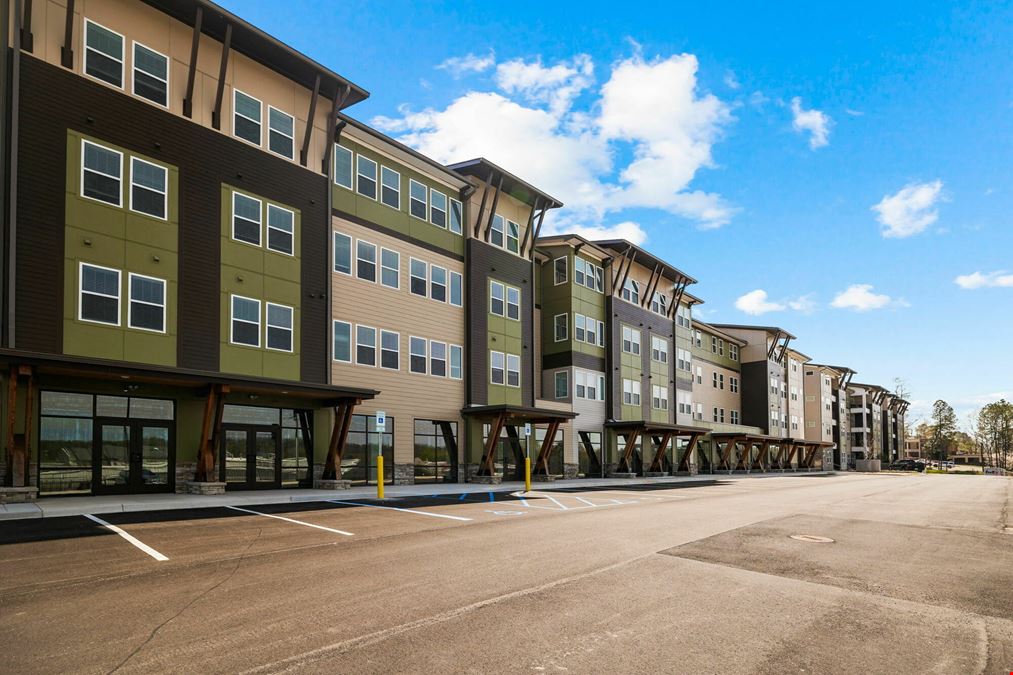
[691,358,742,424]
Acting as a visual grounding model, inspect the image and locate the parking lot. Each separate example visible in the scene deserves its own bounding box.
[1,473,1011,673]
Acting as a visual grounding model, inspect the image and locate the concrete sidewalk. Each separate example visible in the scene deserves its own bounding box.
[0,471,833,521]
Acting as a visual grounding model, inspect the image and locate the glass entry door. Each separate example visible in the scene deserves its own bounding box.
[93,420,173,494]
[221,425,281,490]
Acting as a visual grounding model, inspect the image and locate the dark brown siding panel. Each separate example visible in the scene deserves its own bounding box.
[542,351,605,373]
[16,57,329,382]
[740,360,770,430]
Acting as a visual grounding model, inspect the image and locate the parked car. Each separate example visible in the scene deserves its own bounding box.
[889,459,920,471]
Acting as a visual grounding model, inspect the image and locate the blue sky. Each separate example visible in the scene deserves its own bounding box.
[222,1,1013,426]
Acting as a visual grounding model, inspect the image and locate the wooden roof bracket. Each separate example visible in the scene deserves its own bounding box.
[616,250,637,299]
[210,22,233,130]
[472,170,494,237]
[641,265,661,308]
[60,0,75,67]
[299,74,321,166]
[182,5,203,117]
[483,175,504,243]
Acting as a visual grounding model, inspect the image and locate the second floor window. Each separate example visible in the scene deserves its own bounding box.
[555,371,568,399]
[82,140,122,207]
[430,341,447,376]
[79,263,120,325]
[506,354,521,387]
[129,157,167,220]
[380,248,399,289]
[622,326,641,355]
[266,303,293,352]
[334,232,352,275]
[431,266,447,302]
[132,42,168,107]
[410,258,427,296]
[232,193,262,246]
[233,90,262,145]
[490,281,505,316]
[554,313,568,342]
[127,273,165,333]
[651,336,669,363]
[490,215,505,248]
[410,337,427,374]
[506,286,520,320]
[380,330,399,370]
[266,204,294,256]
[230,295,260,347]
[356,240,376,282]
[490,351,505,385]
[623,379,641,406]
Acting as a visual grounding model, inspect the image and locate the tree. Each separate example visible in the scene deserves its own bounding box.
[893,378,914,436]
[924,400,957,462]
[977,400,1013,469]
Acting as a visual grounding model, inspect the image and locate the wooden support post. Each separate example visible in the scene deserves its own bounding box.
[472,171,493,237]
[716,437,736,471]
[483,176,504,243]
[479,413,505,476]
[533,420,560,476]
[504,424,525,479]
[755,441,771,472]
[648,432,673,472]
[439,422,459,481]
[300,74,321,166]
[182,5,203,117]
[211,23,233,130]
[617,429,640,473]
[60,0,75,68]
[21,367,34,487]
[578,431,602,475]
[677,433,701,473]
[4,366,17,487]
[21,0,33,52]
[519,196,541,257]
[195,385,217,482]
[783,442,797,471]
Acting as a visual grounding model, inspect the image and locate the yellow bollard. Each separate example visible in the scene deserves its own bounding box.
[377,455,385,499]
[524,457,531,493]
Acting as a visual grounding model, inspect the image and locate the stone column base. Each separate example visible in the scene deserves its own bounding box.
[0,486,39,503]
[531,474,556,482]
[470,475,502,485]
[314,479,352,490]
[642,471,668,477]
[563,463,579,480]
[608,472,637,479]
[183,481,226,495]
[393,463,414,486]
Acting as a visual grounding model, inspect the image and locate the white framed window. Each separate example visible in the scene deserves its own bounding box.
[490,281,505,316]
[490,215,505,248]
[651,292,667,316]
[449,198,464,235]
[356,240,377,282]
[233,89,262,146]
[490,350,505,385]
[574,258,586,287]
[431,265,448,302]
[730,376,739,393]
[232,192,261,246]
[79,263,121,326]
[334,144,353,189]
[711,336,719,353]
[729,344,739,361]
[677,348,691,372]
[430,340,447,377]
[676,304,691,327]
[718,339,725,357]
[694,402,703,420]
[267,204,295,256]
[333,321,352,363]
[652,385,669,411]
[84,19,124,88]
[266,302,294,352]
[506,286,520,321]
[409,336,427,374]
[695,365,703,384]
[430,189,448,228]
[333,232,352,275]
[622,326,641,355]
[677,391,693,415]
[574,370,587,399]
[129,157,167,220]
[693,330,702,348]
[555,371,569,399]
[595,266,604,293]
[127,273,165,333]
[597,320,606,348]
[598,375,606,401]
[380,330,399,370]
[230,295,260,347]
[380,166,401,209]
[380,248,400,289]
[583,315,597,345]
[731,410,740,425]
[450,271,463,307]
[132,41,168,107]
[553,257,567,285]
[409,180,427,219]
[449,345,463,379]
[622,379,641,406]
[267,106,295,159]
[356,325,377,366]
[554,313,568,342]
[410,258,427,297]
[622,279,639,304]
[506,220,520,254]
[506,354,521,387]
[81,139,123,207]
[356,155,377,200]
[651,336,669,363]
[575,313,586,342]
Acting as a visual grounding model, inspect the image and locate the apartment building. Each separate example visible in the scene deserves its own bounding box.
[847,383,885,465]
[804,364,855,470]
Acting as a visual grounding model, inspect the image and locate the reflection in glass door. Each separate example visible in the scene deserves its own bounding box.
[254,431,276,485]
[224,430,248,485]
[99,424,131,487]
[94,420,173,493]
[221,426,281,490]
[141,426,170,486]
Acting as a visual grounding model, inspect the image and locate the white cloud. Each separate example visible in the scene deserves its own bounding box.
[845,108,865,117]
[545,220,648,246]
[734,290,815,316]
[790,96,831,149]
[373,51,736,236]
[787,294,817,313]
[830,284,902,311]
[436,51,495,78]
[954,271,1013,289]
[723,70,740,90]
[872,180,944,238]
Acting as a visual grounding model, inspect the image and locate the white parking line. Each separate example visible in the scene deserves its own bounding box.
[225,506,354,536]
[545,496,570,510]
[328,500,472,522]
[83,514,168,562]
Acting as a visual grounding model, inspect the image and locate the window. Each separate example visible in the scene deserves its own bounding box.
[506,220,520,254]
[268,107,295,159]
[651,336,669,363]
[450,345,463,379]
[266,303,294,352]
[677,391,693,415]
[430,190,448,228]
[79,263,120,325]
[409,337,427,374]
[695,365,703,384]
[597,321,606,348]
[506,286,520,320]
[574,258,586,287]
[84,19,123,88]
[423,340,445,377]
[574,370,588,399]
[380,167,400,209]
[490,215,505,248]
[652,385,669,411]
[334,145,353,189]
[711,336,718,354]
[409,180,427,219]
[356,240,377,282]
[622,326,641,355]
[233,90,262,145]
[431,266,447,302]
[651,293,667,316]
[730,376,739,393]
[595,266,604,293]
[695,402,703,420]
[676,304,691,328]
[232,192,261,246]
[129,157,167,219]
[554,314,568,342]
[449,198,463,235]
[356,325,376,366]
[731,410,740,425]
[410,258,427,296]
[622,279,639,304]
[450,272,463,307]
[333,321,352,362]
[380,330,399,370]
[712,408,725,423]
[574,313,586,342]
[677,348,691,372]
[356,156,377,199]
[583,315,597,345]
[729,344,739,361]
[719,374,725,389]
[555,371,568,399]
[712,372,719,388]
[770,378,779,394]
[598,375,606,401]
[132,42,168,106]
[81,140,122,206]
[490,281,505,316]
[127,273,165,332]
[267,204,295,255]
[333,232,352,275]
[718,339,725,357]
[623,379,641,406]
[230,295,260,347]
[380,249,399,289]
[490,351,505,385]
[693,330,703,348]
[506,354,521,387]
[553,257,567,285]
